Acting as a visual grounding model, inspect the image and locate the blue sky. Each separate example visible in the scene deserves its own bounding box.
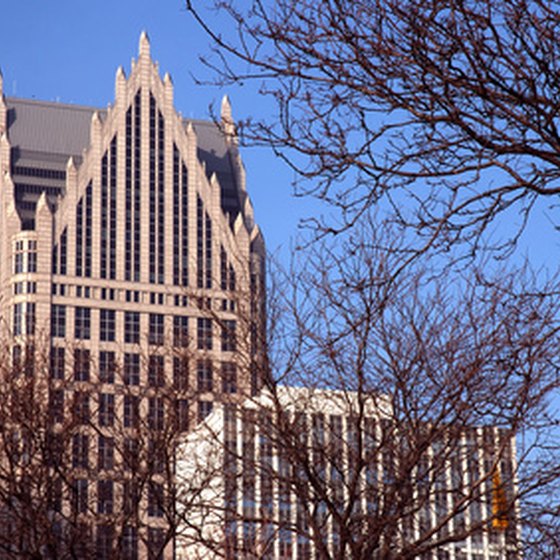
[0,0,557,270]
[0,0,320,260]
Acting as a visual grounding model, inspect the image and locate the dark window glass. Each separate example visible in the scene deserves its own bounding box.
[97,481,114,515]
[96,524,114,560]
[124,353,140,385]
[221,319,237,352]
[124,311,140,344]
[100,309,116,342]
[51,305,66,338]
[72,434,89,469]
[148,527,165,560]
[197,359,213,393]
[197,317,212,350]
[74,306,91,339]
[124,395,139,428]
[72,478,88,514]
[49,389,64,423]
[149,313,164,345]
[99,351,115,384]
[175,399,189,432]
[173,315,189,347]
[173,356,189,391]
[12,302,23,336]
[222,362,238,394]
[198,400,213,422]
[73,391,90,425]
[123,438,139,472]
[148,482,164,517]
[50,346,65,379]
[99,393,115,427]
[122,525,138,560]
[98,436,114,471]
[148,354,165,387]
[148,397,164,430]
[74,348,90,382]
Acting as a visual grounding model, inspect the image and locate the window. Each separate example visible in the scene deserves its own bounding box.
[198,400,213,422]
[221,320,237,352]
[74,349,90,381]
[173,316,189,347]
[222,362,237,394]
[149,313,164,345]
[99,309,116,342]
[14,251,24,274]
[148,397,164,430]
[175,399,189,432]
[99,393,115,427]
[48,478,63,513]
[51,305,66,338]
[49,389,64,424]
[148,527,165,560]
[96,524,114,559]
[72,434,89,469]
[97,481,114,515]
[124,311,140,344]
[123,395,139,428]
[197,317,212,350]
[173,356,189,391]
[98,436,114,471]
[13,303,23,336]
[148,354,164,387]
[124,353,140,385]
[122,525,138,560]
[148,439,165,474]
[148,482,164,517]
[74,307,91,339]
[50,346,65,379]
[99,351,115,383]
[73,391,90,425]
[197,359,213,393]
[72,479,88,514]
[28,251,37,273]
[123,438,139,472]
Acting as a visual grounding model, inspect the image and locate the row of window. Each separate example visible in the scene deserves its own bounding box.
[50,393,190,432]
[51,306,236,351]
[52,283,189,307]
[50,346,237,393]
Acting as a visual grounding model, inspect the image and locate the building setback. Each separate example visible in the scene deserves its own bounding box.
[0,33,265,558]
[177,387,521,560]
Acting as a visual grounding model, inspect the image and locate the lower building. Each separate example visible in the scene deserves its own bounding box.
[176,387,521,559]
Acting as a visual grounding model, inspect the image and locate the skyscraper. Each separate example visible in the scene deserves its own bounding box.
[0,33,265,558]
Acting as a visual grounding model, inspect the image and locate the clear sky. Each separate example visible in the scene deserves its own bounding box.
[0,0,557,270]
[0,0,320,260]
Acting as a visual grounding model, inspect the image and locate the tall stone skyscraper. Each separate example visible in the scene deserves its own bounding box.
[0,33,265,558]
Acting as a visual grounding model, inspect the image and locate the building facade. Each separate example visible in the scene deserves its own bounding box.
[0,33,265,558]
[177,387,521,560]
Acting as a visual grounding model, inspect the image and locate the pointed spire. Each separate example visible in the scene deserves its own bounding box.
[163,72,174,107]
[221,95,237,143]
[36,191,49,213]
[115,65,126,102]
[116,65,126,81]
[66,156,76,173]
[221,94,232,123]
[0,69,3,97]
[139,31,151,58]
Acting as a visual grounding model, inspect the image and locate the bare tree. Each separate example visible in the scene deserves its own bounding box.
[188,0,560,259]
[0,338,206,559]
[176,222,560,559]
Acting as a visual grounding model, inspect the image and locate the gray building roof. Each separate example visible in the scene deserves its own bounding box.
[5,97,242,224]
